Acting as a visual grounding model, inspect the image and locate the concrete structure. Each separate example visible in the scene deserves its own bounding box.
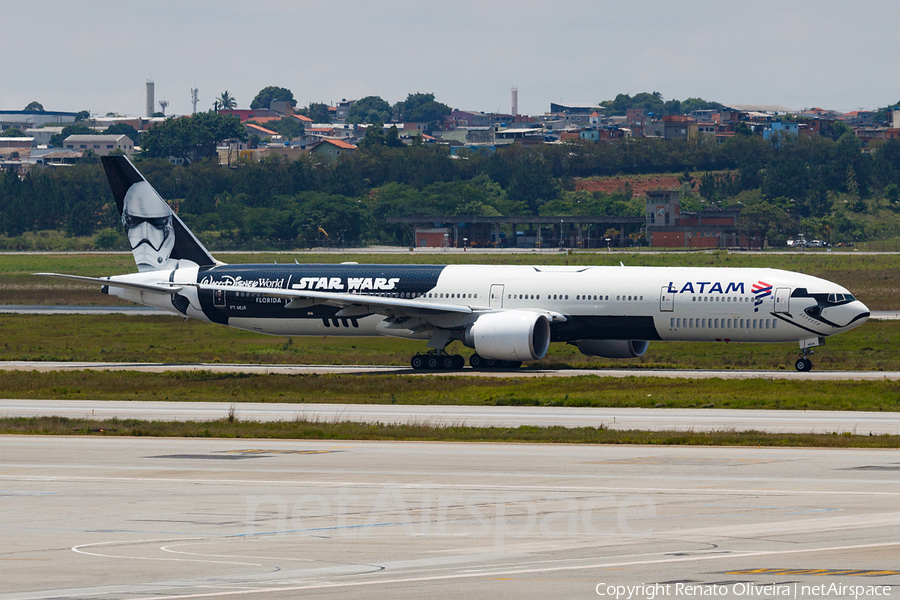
[4,436,899,599]
[390,215,644,248]
[661,115,697,141]
[25,127,63,146]
[414,227,453,248]
[646,190,741,248]
[0,110,78,128]
[63,134,134,156]
[763,120,799,141]
[146,80,154,118]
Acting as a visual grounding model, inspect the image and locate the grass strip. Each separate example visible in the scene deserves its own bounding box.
[3,371,900,412]
[0,416,896,448]
[0,315,897,371]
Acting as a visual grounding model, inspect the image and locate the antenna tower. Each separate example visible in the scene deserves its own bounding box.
[191,88,199,114]
[159,100,169,115]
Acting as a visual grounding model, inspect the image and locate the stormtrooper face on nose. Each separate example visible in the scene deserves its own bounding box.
[122,181,175,271]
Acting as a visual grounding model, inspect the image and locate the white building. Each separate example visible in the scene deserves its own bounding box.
[63,134,134,156]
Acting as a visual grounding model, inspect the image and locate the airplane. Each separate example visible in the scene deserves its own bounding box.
[37,156,870,372]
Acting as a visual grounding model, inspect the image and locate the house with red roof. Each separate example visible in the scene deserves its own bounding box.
[307,138,356,161]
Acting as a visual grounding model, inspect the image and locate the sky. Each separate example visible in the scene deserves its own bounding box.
[4,0,899,119]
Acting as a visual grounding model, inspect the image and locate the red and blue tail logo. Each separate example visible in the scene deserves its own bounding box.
[751,281,772,312]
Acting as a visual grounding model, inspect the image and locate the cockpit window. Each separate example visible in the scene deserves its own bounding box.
[826,293,856,303]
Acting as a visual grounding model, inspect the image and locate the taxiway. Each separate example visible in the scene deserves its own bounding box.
[1,437,899,599]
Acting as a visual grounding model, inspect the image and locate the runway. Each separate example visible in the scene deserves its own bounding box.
[2,399,900,435]
[2,436,900,599]
[2,360,900,381]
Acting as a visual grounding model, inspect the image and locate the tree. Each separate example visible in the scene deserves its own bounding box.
[74,110,90,122]
[357,123,404,149]
[24,101,44,112]
[50,124,96,147]
[217,91,237,110]
[104,123,140,144]
[739,202,793,245]
[263,117,305,139]
[250,86,296,110]
[302,102,331,123]
[142,112,246,163]
[0,127,25,138]
[347,96,392,124]
[394,92,451,127]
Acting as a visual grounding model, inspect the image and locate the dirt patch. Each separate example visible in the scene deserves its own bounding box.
[575,175,684,196]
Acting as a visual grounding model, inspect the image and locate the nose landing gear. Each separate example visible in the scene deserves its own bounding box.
[795,337,824,372]
[795,355,813,372]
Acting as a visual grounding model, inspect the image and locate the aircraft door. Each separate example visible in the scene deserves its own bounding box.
[660,286,674,312]
[489,284,505,309]
[214,289,226,308]
[774,287,790,313]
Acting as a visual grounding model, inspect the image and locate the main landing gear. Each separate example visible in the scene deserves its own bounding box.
[410,353,465,371]
[409,352,522,371]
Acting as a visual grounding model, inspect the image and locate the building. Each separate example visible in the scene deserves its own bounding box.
[307,138,356,161]
[0,110,79,129]
[645,190,742,248]
[219,109,280,122]
[63,134,134,156]
[243,122,280,140]
[414,227,453,248]
[763,120,799,141]
[0,137,33,160]
[661,115,697,141]
[25,127,63,146]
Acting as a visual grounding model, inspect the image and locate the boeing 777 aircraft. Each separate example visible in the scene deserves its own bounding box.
[38,156,870,372]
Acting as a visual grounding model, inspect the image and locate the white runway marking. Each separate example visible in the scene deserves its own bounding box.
[124,541,900,600]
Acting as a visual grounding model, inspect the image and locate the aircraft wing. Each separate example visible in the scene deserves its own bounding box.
[187,282,474,315]
[35,273,183,295]
[189,282,567,323]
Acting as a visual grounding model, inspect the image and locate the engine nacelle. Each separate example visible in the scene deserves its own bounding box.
[464,311,551,361]
[576,339,649,359]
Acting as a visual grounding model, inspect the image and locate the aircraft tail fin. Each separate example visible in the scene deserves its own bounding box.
[102,156,217,272]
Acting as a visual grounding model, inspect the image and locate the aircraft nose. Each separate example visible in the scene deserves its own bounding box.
[843,300,870,329]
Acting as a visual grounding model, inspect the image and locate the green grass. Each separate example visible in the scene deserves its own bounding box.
[0,415,897,448]
[0,314,896,371]
[2,371,899,412]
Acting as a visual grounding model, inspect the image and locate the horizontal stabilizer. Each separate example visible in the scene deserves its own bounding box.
[35,273,183,295]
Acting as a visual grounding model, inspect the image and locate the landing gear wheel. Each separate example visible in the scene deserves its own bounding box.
[451,354,465,370]
[440,355,455,370]
[410,355,425,370]
[469,354,484,369]
[795,358,813,372]
[426,355,440,370]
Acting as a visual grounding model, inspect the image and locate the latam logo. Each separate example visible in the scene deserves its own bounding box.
[751,280,772,312]
[666,281,745,294]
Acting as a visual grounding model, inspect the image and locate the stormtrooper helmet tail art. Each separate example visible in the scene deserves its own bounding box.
[102,156,217,272]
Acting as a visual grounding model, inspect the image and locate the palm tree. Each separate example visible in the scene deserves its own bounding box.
[217,91,237,110]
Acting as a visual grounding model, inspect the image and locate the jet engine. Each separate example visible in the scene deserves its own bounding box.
[575,339,649,359]
[464,311,551,361]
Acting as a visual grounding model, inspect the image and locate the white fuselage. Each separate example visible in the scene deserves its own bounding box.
[107,264,869,346]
